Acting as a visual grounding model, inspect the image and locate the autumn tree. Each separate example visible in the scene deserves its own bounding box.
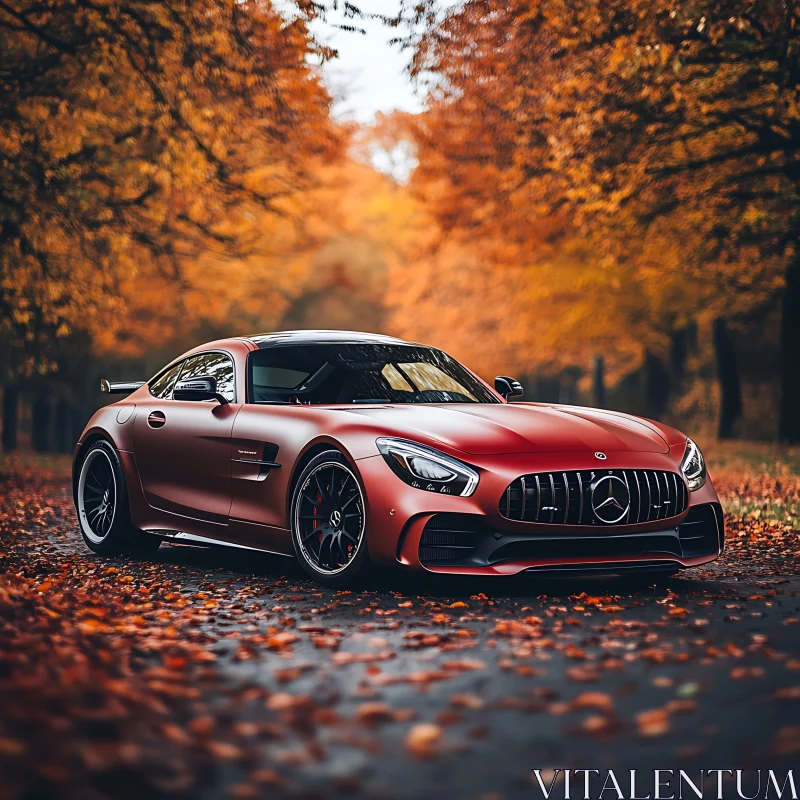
[402,0,798,439]
[0,0,338,372]
[0,0,342,448]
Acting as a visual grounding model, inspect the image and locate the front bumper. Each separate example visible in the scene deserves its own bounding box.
[355,449,723,576]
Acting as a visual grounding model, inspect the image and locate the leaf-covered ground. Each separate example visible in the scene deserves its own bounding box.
[1,452,799,799]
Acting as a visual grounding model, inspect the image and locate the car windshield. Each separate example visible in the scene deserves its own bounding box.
[247,343,499,405]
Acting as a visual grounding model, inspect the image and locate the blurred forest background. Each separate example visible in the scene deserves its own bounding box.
[1,0,798,454]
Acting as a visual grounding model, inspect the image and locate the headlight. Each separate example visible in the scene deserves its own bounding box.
[680,437,706,491]
[376,438,479,497]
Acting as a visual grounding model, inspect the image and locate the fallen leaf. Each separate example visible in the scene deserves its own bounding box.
[405,723,443,759]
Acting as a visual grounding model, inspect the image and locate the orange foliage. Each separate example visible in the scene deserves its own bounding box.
[0,0,338,372]
[3,0,797,440]
[399,0,797,405]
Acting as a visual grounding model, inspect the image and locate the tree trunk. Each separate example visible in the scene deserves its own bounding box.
[713,318,742,440]
[535,372,561,403]
[643,351,670,420]
[779,260,800,443]
[32,392,53,452]
[558,375,577,405]
[54,397,72,454]
[2,385,19,453]
[592,356,605,408]
[670,328,689,386]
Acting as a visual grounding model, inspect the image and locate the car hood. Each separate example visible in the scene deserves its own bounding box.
[345,403,669,456]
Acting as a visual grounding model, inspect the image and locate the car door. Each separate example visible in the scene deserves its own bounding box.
[133,351,239,524]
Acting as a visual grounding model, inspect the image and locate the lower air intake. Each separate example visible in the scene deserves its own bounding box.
[418,514,480,564]
[678,503,723,557]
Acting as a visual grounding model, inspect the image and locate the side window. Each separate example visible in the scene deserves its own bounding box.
[149,362,183,399]
[178,352,235,402]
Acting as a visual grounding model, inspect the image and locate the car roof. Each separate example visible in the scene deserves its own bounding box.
[246,330,422,349]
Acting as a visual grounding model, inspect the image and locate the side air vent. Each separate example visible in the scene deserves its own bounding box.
[500,469,688,525]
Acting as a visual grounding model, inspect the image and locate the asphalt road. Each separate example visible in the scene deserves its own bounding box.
[2,468,800,799]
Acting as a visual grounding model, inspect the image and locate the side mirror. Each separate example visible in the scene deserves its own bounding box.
[174,376,229,405]
[495,376,524,401]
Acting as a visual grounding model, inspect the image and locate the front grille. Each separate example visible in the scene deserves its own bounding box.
[499,469,688,525]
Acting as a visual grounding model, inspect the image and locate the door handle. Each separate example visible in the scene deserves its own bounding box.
[147,411,166,429]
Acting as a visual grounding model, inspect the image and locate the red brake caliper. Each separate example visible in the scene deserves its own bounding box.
[314,492,322,542]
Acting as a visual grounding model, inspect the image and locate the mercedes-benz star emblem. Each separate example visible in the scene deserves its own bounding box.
[594,452,607,460]
[330,510,342,528]
[590,475,630,524]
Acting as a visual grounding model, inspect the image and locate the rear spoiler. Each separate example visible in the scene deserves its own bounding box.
[100,379,145,394]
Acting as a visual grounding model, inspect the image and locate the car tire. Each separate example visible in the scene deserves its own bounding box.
[290,449,370,588]
[76,440,162,557]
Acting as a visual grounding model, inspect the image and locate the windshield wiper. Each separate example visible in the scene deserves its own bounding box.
[352,398,392,404]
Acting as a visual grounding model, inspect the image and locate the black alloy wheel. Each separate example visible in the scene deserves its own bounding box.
[80,446,117,542]
[76,439,161,556]
[291,450,368,587]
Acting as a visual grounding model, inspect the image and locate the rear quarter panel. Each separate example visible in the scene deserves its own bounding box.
[72,388,150,517]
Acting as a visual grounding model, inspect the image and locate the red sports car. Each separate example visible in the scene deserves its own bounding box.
[73,331,723,586]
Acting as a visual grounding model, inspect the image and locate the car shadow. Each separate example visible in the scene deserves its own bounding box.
[152,540,305,578]
[142,540,717,601]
